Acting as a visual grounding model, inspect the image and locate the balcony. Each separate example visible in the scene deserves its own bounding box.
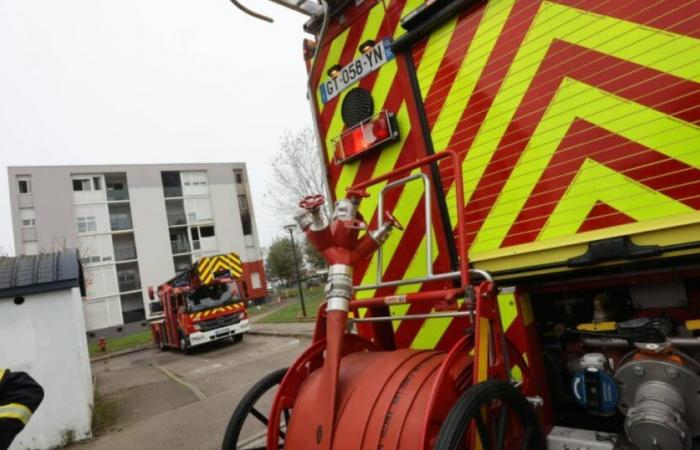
[107,189,129,202]
[164,186,183,198]
[167,212,187,227]
[114,247,137,262]
[171,241,191,255]
[118,278,141,293]
[110,217,133,231]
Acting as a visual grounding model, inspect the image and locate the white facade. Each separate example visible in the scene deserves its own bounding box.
[8,164,264,333]
[0,287,93,449]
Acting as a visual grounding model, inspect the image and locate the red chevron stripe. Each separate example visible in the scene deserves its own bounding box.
[554,0,700,39]
[458,40,700,250]
[501,121,700,246]
[419,5,485,127]
[577,202,636,233]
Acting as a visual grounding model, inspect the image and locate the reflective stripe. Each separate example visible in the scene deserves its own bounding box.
[0,369,5,382]
[0,403,32,425]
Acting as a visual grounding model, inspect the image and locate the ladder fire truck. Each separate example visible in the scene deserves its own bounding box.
[148,252,250,354]
[221,1,700,449]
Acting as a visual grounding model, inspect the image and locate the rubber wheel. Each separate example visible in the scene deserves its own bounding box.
[435,380,546,450]
[179,334,190,355]
[222,368,289,450]
[158,336,167,352]
[233,334,244,343]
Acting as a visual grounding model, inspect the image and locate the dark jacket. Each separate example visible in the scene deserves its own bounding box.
[0,369,44,450]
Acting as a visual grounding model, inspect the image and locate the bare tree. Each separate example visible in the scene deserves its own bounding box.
[266,128,328,221]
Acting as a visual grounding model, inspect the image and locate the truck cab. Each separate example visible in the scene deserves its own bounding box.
[149,252,250,353]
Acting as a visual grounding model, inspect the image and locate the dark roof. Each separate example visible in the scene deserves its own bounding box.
[0,250,83,298]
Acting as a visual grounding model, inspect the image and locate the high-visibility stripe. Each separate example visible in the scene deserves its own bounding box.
[538,160,694,240]
[0,369,5,382]
[316,28,351,113]
[431,0,516,152]
[0,403,32,425]
[497,291,517,332]
[330,0,423,197]
[472,77,700,251]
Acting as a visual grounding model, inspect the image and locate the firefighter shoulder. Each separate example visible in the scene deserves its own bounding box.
[0,369,44,450]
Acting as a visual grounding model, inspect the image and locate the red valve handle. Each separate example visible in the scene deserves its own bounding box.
[299,194,325,210]
[384,211,403,231]
[346,187,369,199]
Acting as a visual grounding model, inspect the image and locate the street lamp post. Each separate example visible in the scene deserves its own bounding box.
[284,224,307,318]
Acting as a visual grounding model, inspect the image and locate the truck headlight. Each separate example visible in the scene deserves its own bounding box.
[193,324,201,331]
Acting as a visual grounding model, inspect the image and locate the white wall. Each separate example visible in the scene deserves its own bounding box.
[0,287,93,449]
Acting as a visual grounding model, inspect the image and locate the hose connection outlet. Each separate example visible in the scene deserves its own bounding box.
[325,264,353,312]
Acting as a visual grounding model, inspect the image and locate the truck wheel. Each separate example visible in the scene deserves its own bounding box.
[158,336,167,352]
[179,334,190,355]
[221,367,289,450]
[434,380,545,450]
[233,334,243,344]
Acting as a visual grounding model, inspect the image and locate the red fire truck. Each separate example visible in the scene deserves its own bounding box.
[221,1,700,449]
[148,252,250,354]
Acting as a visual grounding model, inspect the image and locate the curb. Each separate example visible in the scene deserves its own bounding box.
[90,343,155,363]
[248,331,313,339]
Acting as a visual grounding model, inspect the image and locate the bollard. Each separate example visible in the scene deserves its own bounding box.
[98,336,106,352]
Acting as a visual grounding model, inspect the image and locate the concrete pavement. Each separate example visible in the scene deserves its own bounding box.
[72,335,307,450]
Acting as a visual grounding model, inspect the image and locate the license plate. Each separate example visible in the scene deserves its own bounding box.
[319,38,395,104]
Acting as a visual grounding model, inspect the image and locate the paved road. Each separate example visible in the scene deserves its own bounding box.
[72,335,307,450]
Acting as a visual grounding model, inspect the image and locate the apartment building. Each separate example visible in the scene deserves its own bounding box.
[8,164,267,333]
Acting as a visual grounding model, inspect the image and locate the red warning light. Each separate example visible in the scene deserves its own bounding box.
[334,110,399,164]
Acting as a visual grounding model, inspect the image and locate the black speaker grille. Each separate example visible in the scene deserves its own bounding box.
[341,88,374,128]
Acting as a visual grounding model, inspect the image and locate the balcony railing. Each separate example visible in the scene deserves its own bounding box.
[171,241,191,254]
[118,278,141,292]
[110,218,133,231]
[114,247,137,261]
[164,186,183,198]
[167,213,187,227]
[107,189,129,201]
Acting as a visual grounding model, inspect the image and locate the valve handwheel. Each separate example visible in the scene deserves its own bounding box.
[299,194,325,210]
[384,210,404,231]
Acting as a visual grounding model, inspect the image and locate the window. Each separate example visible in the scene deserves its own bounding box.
[234,170,243,184]
[251,272,262,289]
[238,195,248,210]
[77,216,97,233]
[20,209,36,228]
[93,177,102,190]
[17,176,31,194]
[72,179,92,192]
[200,226,215,238]
[241,213,252,236]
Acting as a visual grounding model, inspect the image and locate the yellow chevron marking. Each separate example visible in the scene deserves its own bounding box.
[353,0,514,346]
[498,291,517,332]
[539,159,693,240]
[329,0,422,194]
[317,28,351,113]
[472,78,700,251]
[446,1,700,253]
[431,0,516,152]
[415,17,458,97]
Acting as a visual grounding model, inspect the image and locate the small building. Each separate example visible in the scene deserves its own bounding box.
[0,251,93,449]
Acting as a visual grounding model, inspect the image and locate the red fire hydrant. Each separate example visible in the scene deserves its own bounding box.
[98,337,107,352]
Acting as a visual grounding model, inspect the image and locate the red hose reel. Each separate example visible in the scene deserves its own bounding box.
[223,151,545,450]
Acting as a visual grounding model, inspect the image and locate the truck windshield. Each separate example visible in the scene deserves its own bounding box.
[187,283,241,312]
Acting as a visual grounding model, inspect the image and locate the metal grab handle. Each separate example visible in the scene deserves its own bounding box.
[376,173,432,287]
[350,150,470,289]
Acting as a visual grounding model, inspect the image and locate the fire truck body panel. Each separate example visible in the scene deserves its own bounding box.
[307,0,700,353]
[149,253,249,352]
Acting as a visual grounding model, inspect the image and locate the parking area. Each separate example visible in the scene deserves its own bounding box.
[72,335,307,450]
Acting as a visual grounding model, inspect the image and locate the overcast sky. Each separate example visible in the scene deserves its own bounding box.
[0,0,312,255]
